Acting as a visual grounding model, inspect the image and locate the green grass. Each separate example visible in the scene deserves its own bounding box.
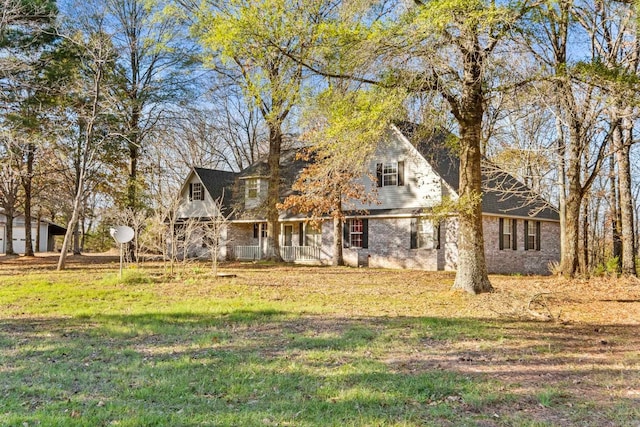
[1,263,639,426]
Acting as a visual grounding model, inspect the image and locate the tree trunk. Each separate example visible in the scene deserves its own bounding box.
[23,142,35,257]
[618,115,636,276]
[35,210,41,253]
[609,153,622,267]
[4,209,15,255]
[581,196,589,274]
[450,39,492,294]
[556,117,567,265]
[73,221,81,255]
[452,121,492,294]
[58,186,83,270]
[333,198,344,266]
[562,189,582,278]
[266,122,282,262]
[128,133,139,210]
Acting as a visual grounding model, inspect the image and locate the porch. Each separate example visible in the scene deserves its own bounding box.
[231,245,322,264]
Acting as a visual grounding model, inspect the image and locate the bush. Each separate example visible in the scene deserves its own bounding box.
[605,256,621,275]
[100,269,154,286]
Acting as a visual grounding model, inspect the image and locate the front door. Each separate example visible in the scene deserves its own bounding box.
[284,225,293,247]
[0,225,4,253]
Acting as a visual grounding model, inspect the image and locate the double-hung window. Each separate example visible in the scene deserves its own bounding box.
[524,220,541,251]
[410,218,440,249]
[376,162,405,187]
[305,224,322,247]
[499,218,517,250]
[343,219,368,248]
[189,182,204,201]
[350,219,364,248]
[383,163,398,186]
[246,179,258,199]
[253,223,268,239]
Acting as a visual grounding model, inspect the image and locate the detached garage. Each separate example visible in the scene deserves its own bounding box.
[0,212,67,254]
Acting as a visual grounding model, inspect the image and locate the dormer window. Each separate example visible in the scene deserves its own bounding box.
[189,182,204,201]
[376,161,405,187]
[246,179,259,199]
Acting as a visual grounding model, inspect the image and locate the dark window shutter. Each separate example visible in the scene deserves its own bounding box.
[253,223,258,239]
[398,161,405,186]
[536,221,541,251]
[524,220,529,250]
[512,218,517,251]
[435,222,441,250]
[376,163,382,187]
[189,183,193,201]
[498,218,504,250]
[343,220,350,248]
[362,219,368,249]
[410,218,418,249]
[299,223,304,246]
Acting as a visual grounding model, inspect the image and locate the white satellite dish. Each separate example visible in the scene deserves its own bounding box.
[110,226,134,244]
[110,226,135,278]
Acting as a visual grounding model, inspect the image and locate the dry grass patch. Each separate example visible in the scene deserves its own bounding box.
[0,254,639,426]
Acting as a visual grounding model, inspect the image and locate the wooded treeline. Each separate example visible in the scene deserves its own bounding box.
[1,0,639,287]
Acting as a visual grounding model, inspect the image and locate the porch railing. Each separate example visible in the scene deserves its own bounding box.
[280,246,321,262]
[233,245,262,261]
[231,245,320,263]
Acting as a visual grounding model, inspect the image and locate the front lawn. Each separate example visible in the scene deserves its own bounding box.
[1,255,639,426]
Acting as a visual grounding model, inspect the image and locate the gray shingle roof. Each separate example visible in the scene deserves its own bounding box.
[193,167,237,213]
[192,123,559,222]
[395,122,560,221]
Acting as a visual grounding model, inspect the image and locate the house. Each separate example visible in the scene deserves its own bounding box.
[172,168,237,259]
[174,124,561,275]
[0,210,67,254]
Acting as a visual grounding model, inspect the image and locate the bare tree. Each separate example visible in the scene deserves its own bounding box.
[57,10,118,270]
[201,197,233,277]
[525,1,610,277]
[104,0,195,211]
[574,0,638,276]
[0,133,23,255]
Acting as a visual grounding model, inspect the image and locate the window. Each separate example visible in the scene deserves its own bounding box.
[253,223,267,239]
[411,218,440,249]
[524,220,541,251]
[376,162,405,187]
[246,179,259,199]
[343,219,368,248]
[383,163,397,186]
[499,218,517,250]
[305,223,322,247]
[189,182,204,201]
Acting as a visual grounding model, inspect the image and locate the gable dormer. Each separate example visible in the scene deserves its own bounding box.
[240,176,268,209]
[177,168,236,219]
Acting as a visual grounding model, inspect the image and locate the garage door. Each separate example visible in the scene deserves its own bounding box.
[12,227,25,254]
[11,227,36,254]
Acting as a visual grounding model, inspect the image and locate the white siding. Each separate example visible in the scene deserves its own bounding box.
[176,175,220,219]
[243,178,268,210]
[348,130,448,211]
[0,214,50,254]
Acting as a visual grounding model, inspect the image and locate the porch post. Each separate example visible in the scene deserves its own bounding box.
[280,222,284,257]
[258,223,263,259]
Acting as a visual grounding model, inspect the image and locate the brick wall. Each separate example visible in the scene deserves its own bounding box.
[224,216,560,274]
[483,216,560,275]
[342,217,442,270]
